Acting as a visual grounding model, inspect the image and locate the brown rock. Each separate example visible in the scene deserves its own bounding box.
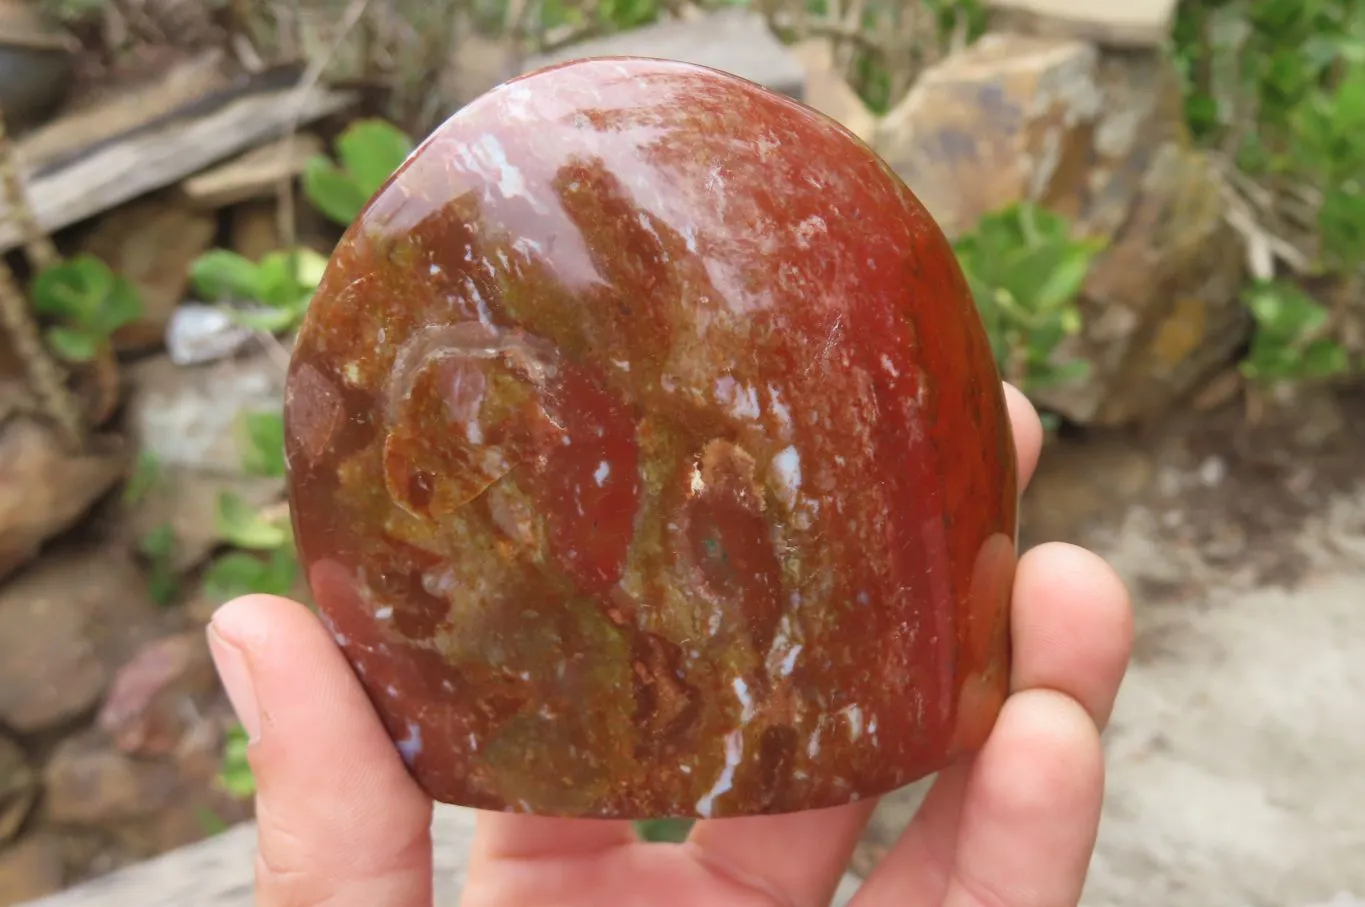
[876,33,1244,426]
[877,34,1099,239]
[1037,144,1248,425]
[97,632,219,757]
[877,32,1183,241]
[0,834,65,905]
[81,194,217,354]
[109,762,251,861]
[0,417,129,583]
[0,546,161,733]
[0,735,36,845]
[48,710,246,862]
[42,729,180,827]
[522,9,808,100]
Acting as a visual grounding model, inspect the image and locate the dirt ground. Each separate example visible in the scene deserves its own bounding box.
[857,386,1365,907]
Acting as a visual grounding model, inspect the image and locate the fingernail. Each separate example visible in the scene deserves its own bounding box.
[207,623,261,743]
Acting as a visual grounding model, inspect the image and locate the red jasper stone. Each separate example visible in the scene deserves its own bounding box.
[284,57,1018,818]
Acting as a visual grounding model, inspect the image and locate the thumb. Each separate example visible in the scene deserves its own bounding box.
[208,594,434,907]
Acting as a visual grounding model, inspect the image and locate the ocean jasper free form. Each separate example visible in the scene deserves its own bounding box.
[283,57,1019,818]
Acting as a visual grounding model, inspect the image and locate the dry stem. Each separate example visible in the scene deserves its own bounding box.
[0,118,84,448]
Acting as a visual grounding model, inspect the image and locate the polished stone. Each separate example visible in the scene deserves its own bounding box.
[284,57,1018,818]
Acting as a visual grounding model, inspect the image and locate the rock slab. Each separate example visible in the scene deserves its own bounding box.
[987,0,1179,49]
[523,8,807,100]
[876,32,1246,426]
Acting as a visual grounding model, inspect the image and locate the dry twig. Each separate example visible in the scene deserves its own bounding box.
[0,118,84,448]
[271,0,373,252]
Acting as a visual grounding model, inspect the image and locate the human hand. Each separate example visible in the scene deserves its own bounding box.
[207,383,1133,907]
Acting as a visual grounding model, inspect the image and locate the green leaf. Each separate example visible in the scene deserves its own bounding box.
[122,450,160,505]
[1318,185,1365,265]
[253,252,306,309]
[203,545,298,604]
[213,492,288,550]
[137,522,180,607]
[302,157,371,226]
[634,818,694,843]
[45,325,99,362]
[1028,358,1091,390]
[1297,339,1351,378]
[258,545,300,596]
[240,410,287,478]
[138,521,177,559]
[203,552,266,603]
[952,201,1097,394]
[93,277,145,334]
[1033,241,1102,311]
[195,806,230,836]
[218,722,257,798]
[226,306,303,334]
[334,119,415,196]
[191,250,262,302]
[30,254,143,340]
[30,254,116,324]
[1243,280,1329,340]
[292,247,329,289]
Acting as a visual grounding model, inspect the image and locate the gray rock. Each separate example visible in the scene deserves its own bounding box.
[164,305,258,367]
[523,9,806,101]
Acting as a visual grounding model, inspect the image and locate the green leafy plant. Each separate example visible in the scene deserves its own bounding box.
[1239,280,1351,383]
[189,247,328,333]
[202,546,298,604]
[203,410,299,605]
[214,491,290,549]
[1290,57,1365,272]
[29,254,143,362]
[212,410,300,799]
[1172,0,1363,160]
[303,119,415,226]
[218,723,256,798]
[952,203,1103,394]
[635,818,694,843]
[201,488,298,605]
[1173,0,1364,381]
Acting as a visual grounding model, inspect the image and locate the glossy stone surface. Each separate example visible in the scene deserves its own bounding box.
[284,57,1019,818]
